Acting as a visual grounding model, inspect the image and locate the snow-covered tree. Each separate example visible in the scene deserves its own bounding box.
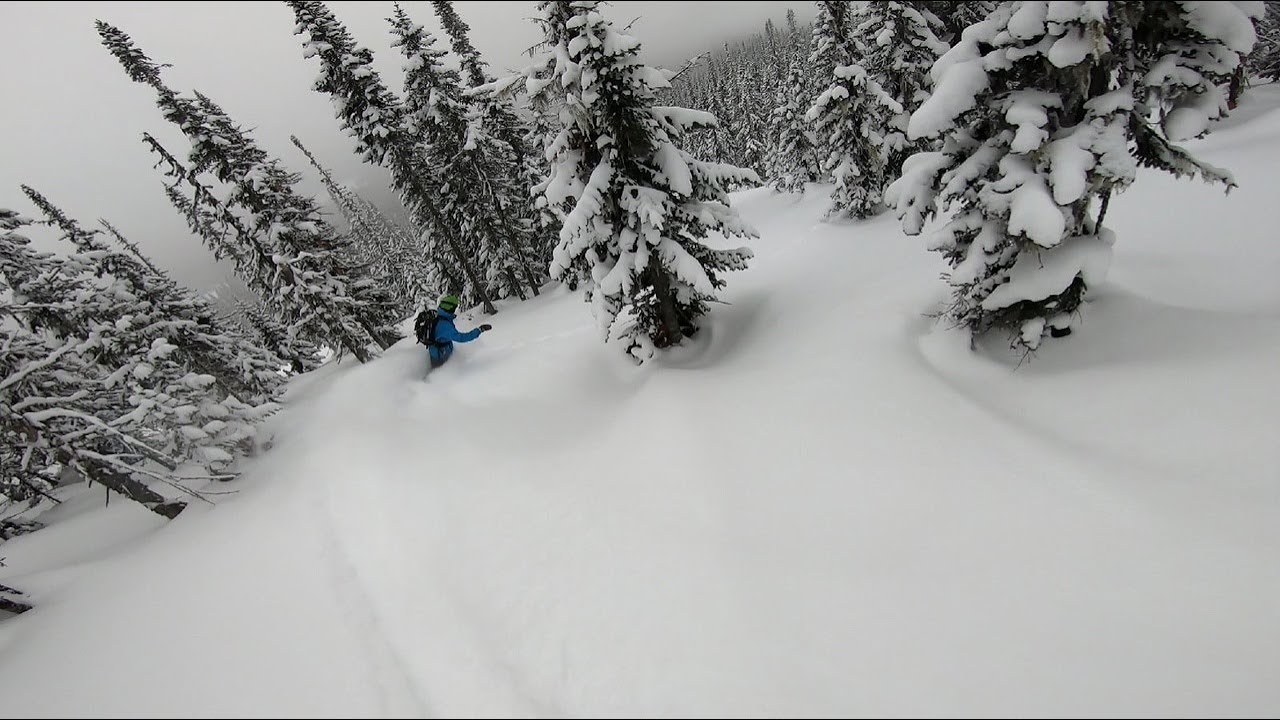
[432,0,547,287]
[767,16,823,193]
[144,133,271,293]
[233,296,323,375]
[927,0,999,43]
[1,208,189,518]
[22,187,279,480]
[431,0,539,171]
[1251,1,1280,80]
[0,325,190,520]
[290,138,397,310]
[291,135,430,316]
[665,9,820,188]
[700,56,739,166]
[522,105,563,268]
[97,21,402,361]
[807,1,901,218]
[430,0,487,89]
[187,89,403,354]
[97,218,288,405]
[854,2,949,184]
[808,1,849,97]
[729,43,768,177]
[143,135,319,374]
[886,1,1262,352]
[0,210,92,342]
[763,18,786,86]
[287,0,498,314]
[390,4,543,302]
[506,1,757,360]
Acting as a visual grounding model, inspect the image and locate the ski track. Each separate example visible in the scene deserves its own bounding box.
[313,478,436,718]
[297,344,568,718]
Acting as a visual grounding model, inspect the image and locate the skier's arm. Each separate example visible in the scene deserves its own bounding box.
[437,321,483,343]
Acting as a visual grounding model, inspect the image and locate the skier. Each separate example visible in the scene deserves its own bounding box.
[415,294,492,369]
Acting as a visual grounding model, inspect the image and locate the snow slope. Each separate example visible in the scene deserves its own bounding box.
[1,85,1278,718]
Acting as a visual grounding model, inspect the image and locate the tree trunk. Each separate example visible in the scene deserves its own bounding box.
[69,456,186,519]
[358,317,400,351]
[18,477,61,506]
[646,258,681,349]
[515,243,541,297]
[342,336,372,363]
[1228,65,1245,110]
[0,583,32,615]
[0,518,44,541]
[443,232,497,314]
[495,213,541,298]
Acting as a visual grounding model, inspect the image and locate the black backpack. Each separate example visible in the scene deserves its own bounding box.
[414,308,442,346]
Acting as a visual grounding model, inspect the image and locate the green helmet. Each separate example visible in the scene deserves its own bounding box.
[438,294,460,312]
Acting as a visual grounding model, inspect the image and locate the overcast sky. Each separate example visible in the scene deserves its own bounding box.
[0,1,814,293]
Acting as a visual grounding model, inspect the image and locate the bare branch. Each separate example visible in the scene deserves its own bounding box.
[664,52,709,85]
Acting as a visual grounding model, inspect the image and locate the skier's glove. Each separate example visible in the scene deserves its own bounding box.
[479,324,493,332]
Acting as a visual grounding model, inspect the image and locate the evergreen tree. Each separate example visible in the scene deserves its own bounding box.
[430,0,538,174]
[22,186,278,478]
[731,43,768,178]
[763,18,786,87]
[0,209,91,341]
[291,135,430,315]
[854,2,949,185]
[785,8,801,43]
[808,1,848,95]
[885,1,1261,352]
[807,1,901,218]
[767,15,823,193]
[784,8,815,82]
[513,1,757,360]
[143,134,320,374]
[234,296,324,374]
[1251,1,1280,81]
[99,219,164,276]
[144,133,272,296]
[926,1,999,43]
[97,218,288,405]
[662,9,825,188]
[429,0,487,89]
[97,21,401,361]
[0,324,189,519]
[522,105,563,268]
[390,4,542,302]
[431,0,546,296]
[702,56,738,166]
[287,0,498,314]
[186,89,402,354]
[1,209,187,518]
[290,137,399,310]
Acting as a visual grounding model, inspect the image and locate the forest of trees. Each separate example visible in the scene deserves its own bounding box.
[2,1,1277,577]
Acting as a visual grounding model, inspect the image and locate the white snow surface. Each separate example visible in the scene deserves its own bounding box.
[1,87,1279,720]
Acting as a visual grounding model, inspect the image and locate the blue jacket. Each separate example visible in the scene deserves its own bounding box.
[428,308,481,361]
